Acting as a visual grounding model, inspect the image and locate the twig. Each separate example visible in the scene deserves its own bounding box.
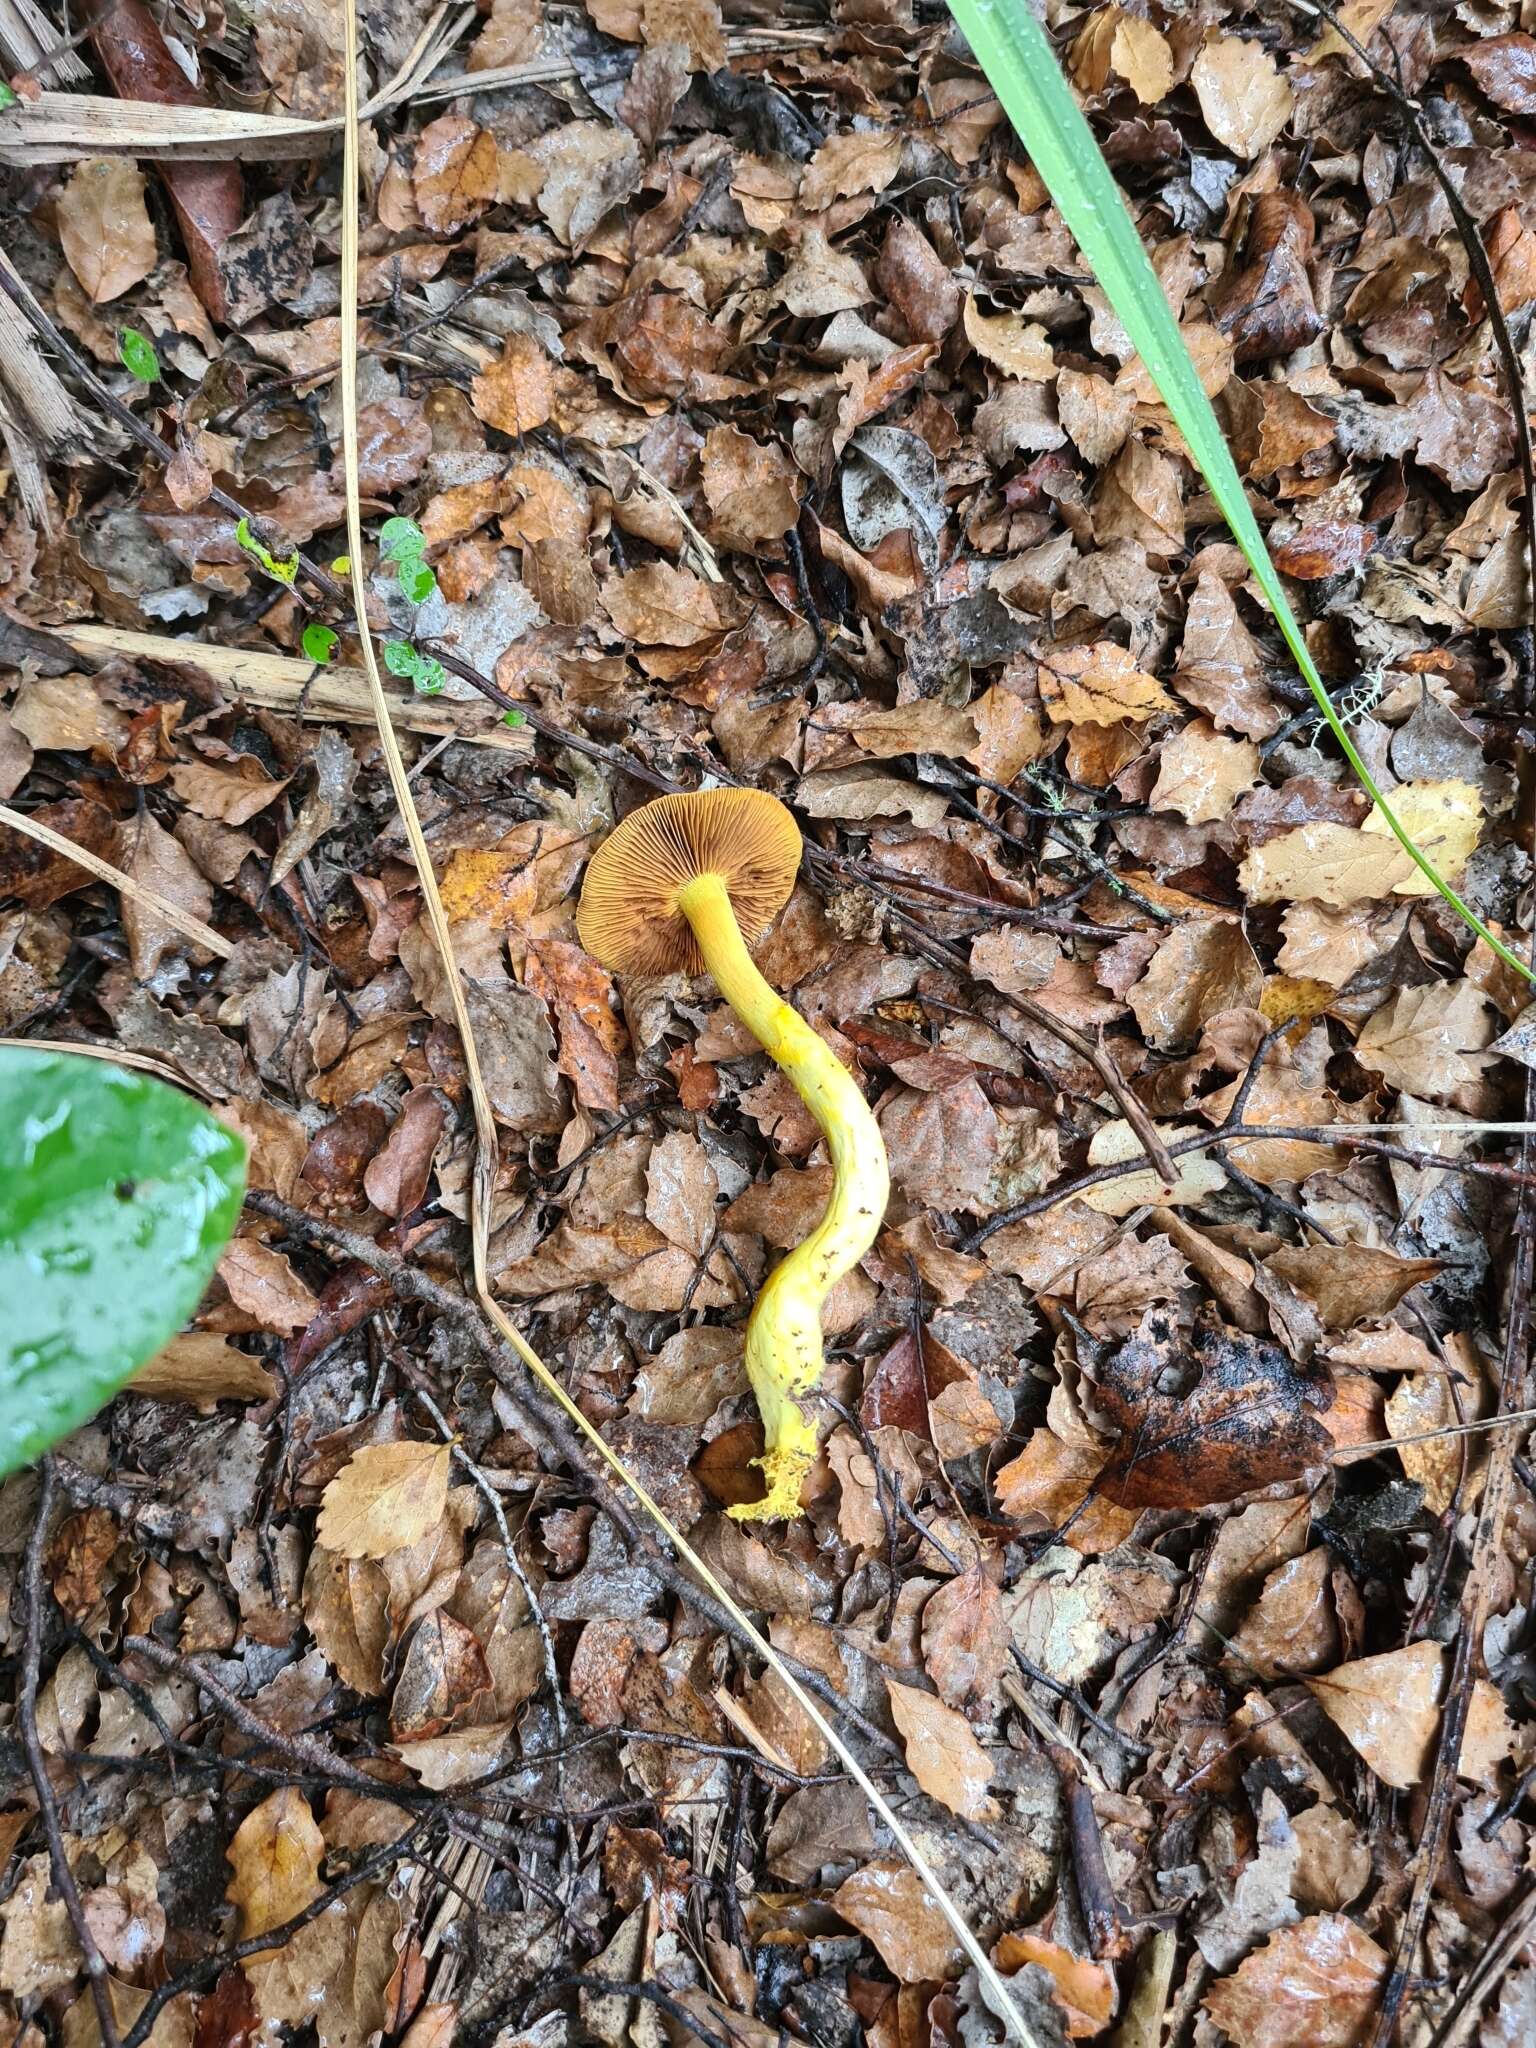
[17,1461,125,2048]
[123,1634,391,1798]
[554,1978,734,2048]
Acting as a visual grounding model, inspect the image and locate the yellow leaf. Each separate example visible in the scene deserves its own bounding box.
[1080,1119,1226,1216]
[438,847,537,929]
[1360,778,1484,896]
[225,1788,325,1943]
[317,1441,452,1561]
[1305,0,1399,66]
[1191,35,1293,161]
[1111,15,1174,104]
[1038,642,1174,726]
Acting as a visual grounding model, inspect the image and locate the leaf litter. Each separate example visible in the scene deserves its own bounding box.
[3,4,1536,2048]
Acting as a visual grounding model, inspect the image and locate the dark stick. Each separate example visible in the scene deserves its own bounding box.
[17,1461,126,2048]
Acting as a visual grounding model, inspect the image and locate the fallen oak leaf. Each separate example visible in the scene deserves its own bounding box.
[317,1440,452,1560]
[1038,641,1174,726]
[1262,1244,1442,1331]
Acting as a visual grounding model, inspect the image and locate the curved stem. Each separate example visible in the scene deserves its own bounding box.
[678,874,890,1519]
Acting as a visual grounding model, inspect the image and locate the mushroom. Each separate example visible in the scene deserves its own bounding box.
[577,789,890,1520]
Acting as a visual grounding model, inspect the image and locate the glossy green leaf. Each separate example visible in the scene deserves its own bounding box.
[118,327,160,384]
[382,638,418,679]
[301,621,338,665]
[0,1049,247,1476]
[378,516,427,563]
[946,0,1532,983]
[398,555,438,605]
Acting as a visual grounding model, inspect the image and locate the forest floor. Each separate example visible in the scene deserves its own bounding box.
[2,2,1536,2046]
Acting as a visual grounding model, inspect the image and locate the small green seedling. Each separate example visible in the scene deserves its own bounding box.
[384,639,446,695]
[119,328,160,384]
[301,622,338,665]
[0,82,18,111]
[235,514,299,587]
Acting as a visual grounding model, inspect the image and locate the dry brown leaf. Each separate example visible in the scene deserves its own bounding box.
[700,425,801,550]
[602,560,723,646]
[130,1333,276,1410]
[801,131,903,209]
[1240,781,1483,908]
[1305,1641,1442,1789]
[218,1238,319,1336]
[1057,367,1136,467]
[58,158,157,303]
[920,1568,1010,1709]
[1262,1246,1441,1331]
[470,333,554,438]
[317,1441,453,1561]
[1037,642,1174,726]
[412,114,499,235]
[1355,980,1496,1099]
[225,1788,325,1944]
[1192,35,1294,161]
[884,1676,998,1822]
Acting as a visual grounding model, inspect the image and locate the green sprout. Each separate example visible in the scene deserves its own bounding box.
[235,515,299,587]
[383,639,446,696]
[118,329,160,384]
[301,622,338,665]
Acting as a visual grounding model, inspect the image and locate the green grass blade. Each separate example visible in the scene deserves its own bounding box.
[947,0,1531,982]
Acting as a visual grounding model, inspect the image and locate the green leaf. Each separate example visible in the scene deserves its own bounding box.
[383,638,418,679]
[502,708,525,728]
[301,622,338,665]
[0,83,17,111]
[118,328,160,384]
[398,555,438,605]
[412,655,446,696]
[0,1049,246,1476]
[378,516,427,563]
[946,0,1532,984]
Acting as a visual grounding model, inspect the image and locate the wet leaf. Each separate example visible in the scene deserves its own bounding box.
[1203,1914,1388,2048]
[1037,641,1174,725]
[225,1789,325,1944]
[1191,34,1293,161]
[470,332,554,438]
[1094,1310,1336,1511]
[885,1677,997,1822]
[831,1860,966,1984]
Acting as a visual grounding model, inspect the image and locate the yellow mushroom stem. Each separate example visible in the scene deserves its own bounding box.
[676,871,890,1521]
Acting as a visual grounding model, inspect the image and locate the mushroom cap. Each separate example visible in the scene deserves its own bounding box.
[576,789,802,977]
